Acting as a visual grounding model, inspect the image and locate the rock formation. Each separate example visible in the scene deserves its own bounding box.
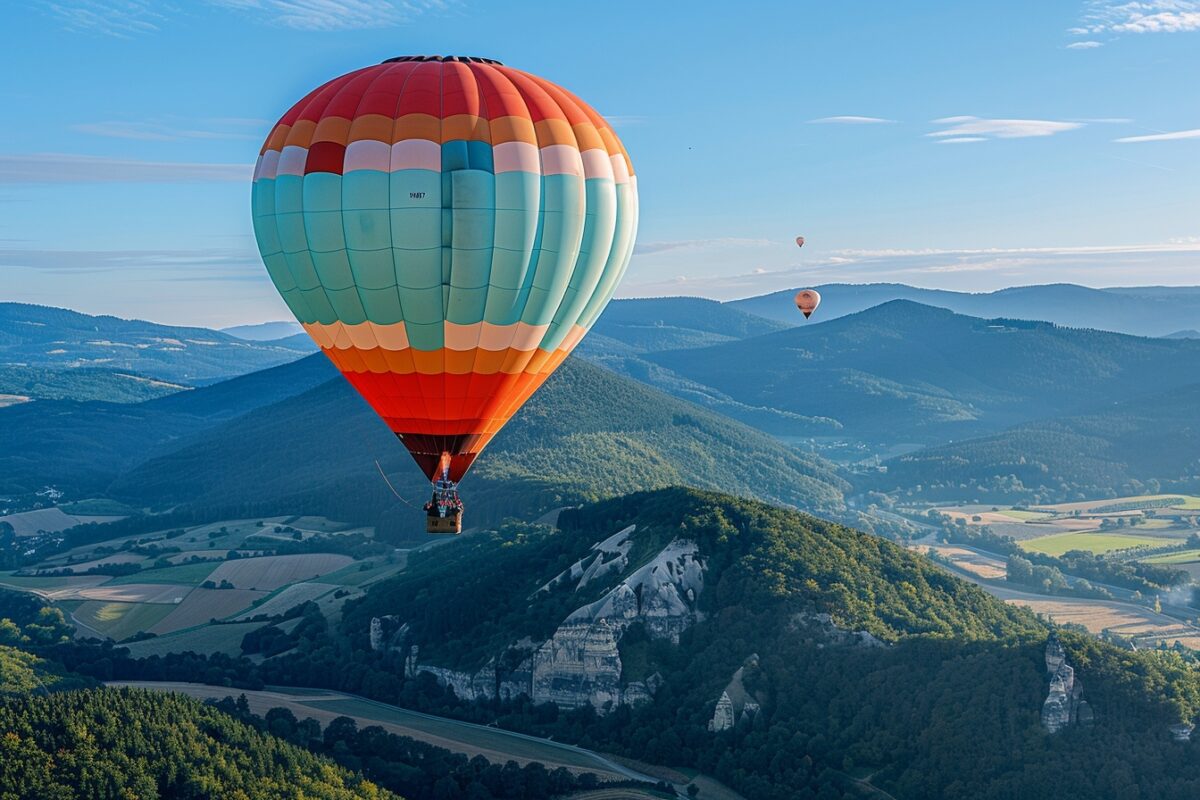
[708,654,762,732]
[1041,633,1087,733]
[387,526,703,714]
[1170,722,1195,742]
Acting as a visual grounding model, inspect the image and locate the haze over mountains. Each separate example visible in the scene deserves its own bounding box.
[8,286,1200,519]
[730,283,1200,337]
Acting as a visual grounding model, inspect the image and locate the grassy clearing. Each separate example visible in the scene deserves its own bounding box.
[1021,532,1176,557]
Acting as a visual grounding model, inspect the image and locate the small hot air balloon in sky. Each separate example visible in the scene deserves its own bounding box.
[795,289,821,319]
[795,236,805,248]
[251,56,639,532]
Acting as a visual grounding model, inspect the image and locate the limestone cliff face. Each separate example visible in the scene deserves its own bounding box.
[708,655,762,732]
[379,524,707,714]
[530,621,623,711]
[563,536,705,643]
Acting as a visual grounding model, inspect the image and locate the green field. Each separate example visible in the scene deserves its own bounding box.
[0,572,105,591]
[996,510,1053,521]
[120,620,268,658]
[1143,549,1200,565]
[321,557,406,587]
[106,562,218,586]
[1021,532,1177,556]
[74,601,177,641]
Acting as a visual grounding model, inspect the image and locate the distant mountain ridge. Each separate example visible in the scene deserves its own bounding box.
[646,300,1200,444]
[0,303,311,389]
[729,282,1200,337]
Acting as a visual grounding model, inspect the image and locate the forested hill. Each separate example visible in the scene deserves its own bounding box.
[730,282,1200,337]
[647,300,1200,443]
[871,381,1200,503]
[0,302,312,386]
[0,688,392,799]
[583,295,788,354]
[330,488,1200,800]
[111,357,849,532]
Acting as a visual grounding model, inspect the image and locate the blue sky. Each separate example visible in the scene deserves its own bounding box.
[2,0,1198,326]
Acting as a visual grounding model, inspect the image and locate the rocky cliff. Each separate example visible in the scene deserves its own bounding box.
[1041,632,1091,733]
[374,523,705,713]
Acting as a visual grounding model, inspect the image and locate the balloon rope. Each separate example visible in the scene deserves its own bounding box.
[375,459,420,510]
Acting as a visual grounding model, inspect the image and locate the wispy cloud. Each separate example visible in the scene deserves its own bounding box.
[634,238,775,256]
[935,136,987,144]
[927,116,1085,140]
[1073,1,1200,39]
[1115,127,1200,142]
[807,116,896,124]
[72,118,267,141]
[0,154,252,183]
[209,0,451,30]
[44,1,168,37]
[0,247,260,274]
[45,0,450,35]
[619,241,1200,300]
[1067,40,1104,48]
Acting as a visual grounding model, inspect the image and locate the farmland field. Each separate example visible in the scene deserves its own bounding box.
[1143,549,1200,564]
[917,546,1007,580]
[120,620,269,658]
[233,582,337,620]
[150,588,268,633]
[206,553,354,590]
[72,583,192,604]
[73,601,176,641]
[1020,532,1176,556]
[107,562,218,586]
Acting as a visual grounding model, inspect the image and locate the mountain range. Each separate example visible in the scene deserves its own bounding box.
[730,282,1200,337]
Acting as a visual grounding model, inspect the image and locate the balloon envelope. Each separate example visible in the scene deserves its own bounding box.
[795,236,805,248]
[794,289,821,319]
[251,56,639,481]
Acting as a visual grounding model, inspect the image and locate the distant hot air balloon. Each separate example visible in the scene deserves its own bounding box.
[795,236,805,248]
[251,56,639,532]
[795,289,821,319]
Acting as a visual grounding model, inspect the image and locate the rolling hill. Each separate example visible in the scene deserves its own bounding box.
[647,300,1200,445]
[313,489,1200,800]
[0,354,338,498]
[871,381,1200,503]
[110,357,849,531]
[730,282,1200,337]
[0,303,311,390]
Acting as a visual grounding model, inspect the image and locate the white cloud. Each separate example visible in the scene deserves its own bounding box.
[44,1,167,37]
[73,119,266,141]
[634,238,775,256]
[209,0,451,30]
[0,247,260,273]
[936,137,987,144]
[1074,1,1200,36]
[807,116,896,124]
[1067,40,1104,48]
[927,116,1084,140]
[1115,128,1200,142]
[0,154,252,183]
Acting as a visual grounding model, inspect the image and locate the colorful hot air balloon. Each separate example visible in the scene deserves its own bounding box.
[794,289,821,319]
[795,236,805,248]
[251,56,639,531]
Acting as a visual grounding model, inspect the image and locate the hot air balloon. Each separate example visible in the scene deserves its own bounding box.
[795,236,805,248]
[795,289,821,319]
[251,56,639,533]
